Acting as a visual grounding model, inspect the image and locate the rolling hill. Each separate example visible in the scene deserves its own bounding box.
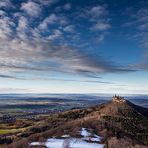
[1,96,148,148]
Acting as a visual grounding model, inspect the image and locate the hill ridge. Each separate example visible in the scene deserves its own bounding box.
[2,96,148,148]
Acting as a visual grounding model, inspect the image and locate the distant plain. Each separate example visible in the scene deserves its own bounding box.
[0,94,147,117]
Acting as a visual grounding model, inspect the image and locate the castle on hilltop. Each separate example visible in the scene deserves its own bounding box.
[112,95,126,103]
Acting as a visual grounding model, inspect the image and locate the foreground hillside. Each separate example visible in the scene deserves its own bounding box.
[1,96,148,148]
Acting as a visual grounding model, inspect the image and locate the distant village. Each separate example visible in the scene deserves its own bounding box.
[0,109,64,123]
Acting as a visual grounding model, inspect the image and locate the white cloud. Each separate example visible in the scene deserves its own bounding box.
[138,23,148,31]
[88,5,110,32]
[0,15,15,40]
[39,13,68,30]
[0,10,7,16]
[48,29,63,40]
[95,33,105,43]
[76,5,111,42]
[64,25,75,33]
[88,5,107,21]
[64,3,71,10]
[33,0,59,6]
[92,22,111,31]
[21,1,41,17]
[124,7,148,48]
[17,16,28,30]
[16,16,30,39]
[0,87,33,93]
[0,1,132,79]
[0,34,133,78]
[39,14,58,29]
[0,0,12,8]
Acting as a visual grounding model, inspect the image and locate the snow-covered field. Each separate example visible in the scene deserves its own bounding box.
[30,128,104,148]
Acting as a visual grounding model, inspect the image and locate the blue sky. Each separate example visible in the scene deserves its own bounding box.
[0,0,148,94]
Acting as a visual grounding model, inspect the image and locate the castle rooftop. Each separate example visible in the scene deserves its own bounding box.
[112,95,126,103]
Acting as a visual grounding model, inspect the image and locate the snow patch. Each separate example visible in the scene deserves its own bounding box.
[82,137,101,142]
[30,138,104,148]
[80,128,102,142]
[80,128,91,137]
[30,142,42,146]
[61,135,70,138]
[30,128,104,148]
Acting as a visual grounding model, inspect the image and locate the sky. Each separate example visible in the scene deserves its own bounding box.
[0,0,148,94]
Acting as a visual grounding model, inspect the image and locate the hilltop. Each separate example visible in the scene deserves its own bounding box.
[1,96,148,148]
